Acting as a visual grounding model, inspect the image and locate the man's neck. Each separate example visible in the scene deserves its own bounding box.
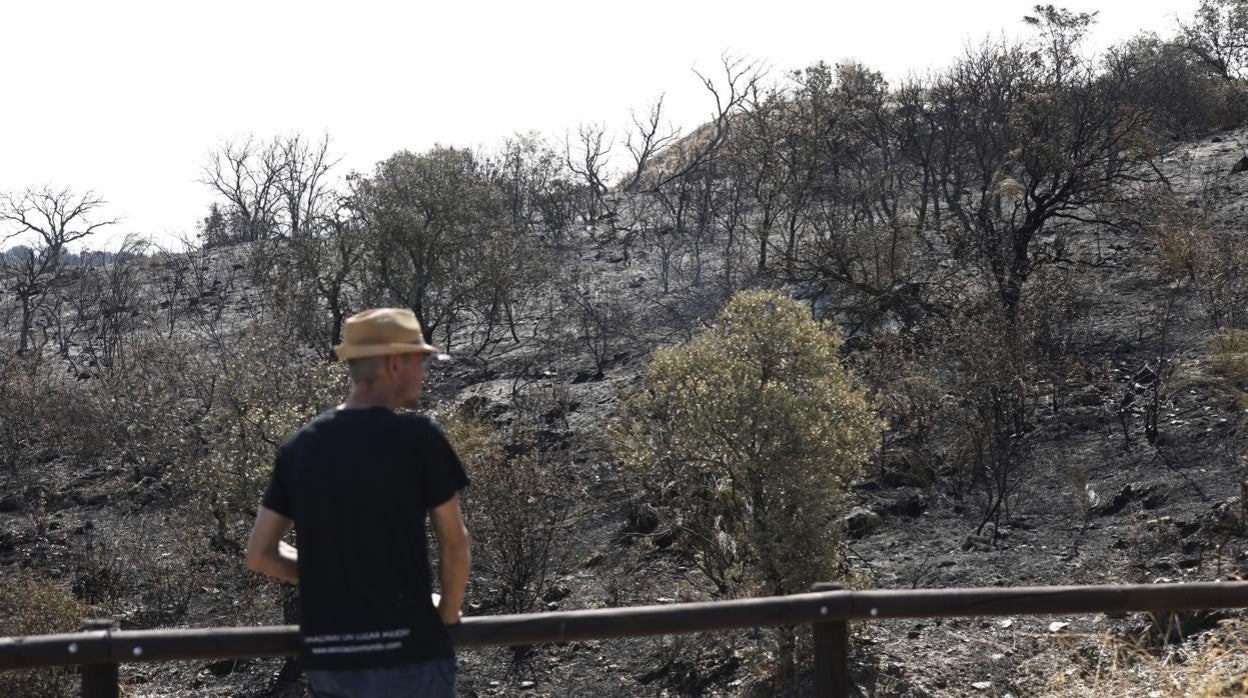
[341,385,399,411]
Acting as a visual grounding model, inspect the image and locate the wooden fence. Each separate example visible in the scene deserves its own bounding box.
[4,581,1248,697]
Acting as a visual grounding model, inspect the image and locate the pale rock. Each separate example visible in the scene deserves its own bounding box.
[843,507,882,537]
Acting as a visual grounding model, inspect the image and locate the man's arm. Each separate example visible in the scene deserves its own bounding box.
[429,493,470,625]
[245,506,298,584]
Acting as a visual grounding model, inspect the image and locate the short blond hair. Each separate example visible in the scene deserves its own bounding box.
[346,356,384,384]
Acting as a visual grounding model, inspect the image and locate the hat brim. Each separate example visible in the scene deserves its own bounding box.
[333,342,442,361]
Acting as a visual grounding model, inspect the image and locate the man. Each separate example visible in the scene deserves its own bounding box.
[246,308,471,698]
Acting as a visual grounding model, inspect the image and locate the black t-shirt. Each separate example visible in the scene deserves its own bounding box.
[261,406,470,671]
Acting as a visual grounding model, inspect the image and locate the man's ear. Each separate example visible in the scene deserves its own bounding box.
[383,353,402,376]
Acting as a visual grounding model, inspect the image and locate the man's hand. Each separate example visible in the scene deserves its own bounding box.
[438,601,462,626]
[431,592,460,625]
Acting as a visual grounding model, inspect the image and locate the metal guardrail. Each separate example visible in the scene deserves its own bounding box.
[4,581,1248,697]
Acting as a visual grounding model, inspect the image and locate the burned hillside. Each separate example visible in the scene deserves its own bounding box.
[7,4,1248,696]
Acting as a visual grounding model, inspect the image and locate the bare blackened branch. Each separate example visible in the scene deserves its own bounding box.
[622,95,680,193]
[640,55,762,192]
[564,123,615,223]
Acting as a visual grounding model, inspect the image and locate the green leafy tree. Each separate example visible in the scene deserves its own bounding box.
[355,146,502,347]
[614,290,883,600]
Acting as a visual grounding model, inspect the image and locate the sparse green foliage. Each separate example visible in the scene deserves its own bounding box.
[164,327,347,545]
[614,290,883,598]
[1023,4,1099,86]
[1178,0,1248,80]
[442,407,569,614]
[942,301,1036,536]
[9,12,1248,694]
[614,290,883,678]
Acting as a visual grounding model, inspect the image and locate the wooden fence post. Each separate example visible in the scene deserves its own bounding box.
[79,619,118,698]
[811,583,849,698]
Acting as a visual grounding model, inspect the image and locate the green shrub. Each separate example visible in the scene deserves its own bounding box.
[613,290,883,599]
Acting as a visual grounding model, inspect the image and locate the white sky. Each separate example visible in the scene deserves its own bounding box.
[0,0,1201,249]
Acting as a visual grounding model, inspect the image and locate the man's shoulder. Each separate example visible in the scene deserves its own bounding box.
[396,412,445,437]
[286,408,338,437]
[281,409,444,452]
[278,408,354,453]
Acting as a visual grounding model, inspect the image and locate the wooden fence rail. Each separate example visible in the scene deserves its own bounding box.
[4,581,1248,697]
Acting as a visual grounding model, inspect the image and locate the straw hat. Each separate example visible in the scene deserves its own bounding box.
[333,308,442,361]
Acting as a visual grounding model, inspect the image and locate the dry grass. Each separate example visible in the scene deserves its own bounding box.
[1209,329,1248,400]
[0,569,89,697]
[1150,196,1248,328]
[1016,618,1248,697]
[1152,199,1213,284]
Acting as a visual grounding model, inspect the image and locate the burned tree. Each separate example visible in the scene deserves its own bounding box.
[0,187,116,354]
[902,38,1156,329]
